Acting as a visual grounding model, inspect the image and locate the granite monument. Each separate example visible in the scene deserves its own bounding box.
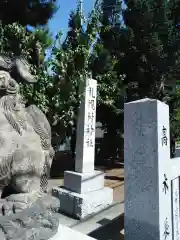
[124,98,180,240]
[53,78,113,219]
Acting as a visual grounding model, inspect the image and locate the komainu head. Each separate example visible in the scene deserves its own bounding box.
[0,55,36,84]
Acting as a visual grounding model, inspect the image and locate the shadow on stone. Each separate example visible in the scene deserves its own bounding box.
[89,214,124,240]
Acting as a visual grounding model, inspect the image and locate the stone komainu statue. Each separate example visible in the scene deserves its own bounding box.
[0,55,54,216]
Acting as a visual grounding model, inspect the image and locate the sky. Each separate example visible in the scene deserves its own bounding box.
[48,0,97,39]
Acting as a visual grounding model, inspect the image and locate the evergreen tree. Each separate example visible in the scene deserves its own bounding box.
[119,0,180,102]
[116,0,180,155]
[48,2,99,152]
[102,0,122,26]
[89,0,124,162]
[90,0,180,160]
[0,0,57,26]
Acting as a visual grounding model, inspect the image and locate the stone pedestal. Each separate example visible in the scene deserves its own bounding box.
[52,79,113,219]
[52,170,113,219]
[64,170,105,194]
[53,186,113,219]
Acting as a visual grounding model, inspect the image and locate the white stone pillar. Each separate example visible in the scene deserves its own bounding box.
[52,78,113,219]
[124,98,172,240]
[75,78,97,173]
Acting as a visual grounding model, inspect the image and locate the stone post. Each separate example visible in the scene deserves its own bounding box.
[75,78,97,173]
[124,99,172,240]
[53,78,113,219]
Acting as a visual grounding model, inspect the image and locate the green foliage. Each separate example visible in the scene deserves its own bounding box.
[0,1,55,118]
[90,0,124,112]
[118,0,180,103]
[48,6,99,135]
[0,23,52,61]
[0,22,54,110]
[169,87,180,138]
[3,0,180,154]
[20,62,51,113]
[89,0,180,157]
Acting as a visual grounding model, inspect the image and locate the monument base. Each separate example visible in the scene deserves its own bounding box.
[52,186,113,219]
[64,170,105,194]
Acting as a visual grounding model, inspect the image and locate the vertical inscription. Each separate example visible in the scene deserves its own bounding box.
[172,178,180,240]
[75,78,97,172]
[162,126,168,146]
[163,174,169,194]
[164,217,170,240]
[85,84,96,148]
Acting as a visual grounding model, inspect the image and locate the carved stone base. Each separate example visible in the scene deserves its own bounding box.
[52,186,113,219]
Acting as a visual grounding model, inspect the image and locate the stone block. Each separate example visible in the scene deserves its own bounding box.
[52,186,113,219]
[64,170,104,194]
[124,99,172,240]
[75,78,97,173]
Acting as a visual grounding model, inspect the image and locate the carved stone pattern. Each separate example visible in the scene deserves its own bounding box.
[0,55,54,218]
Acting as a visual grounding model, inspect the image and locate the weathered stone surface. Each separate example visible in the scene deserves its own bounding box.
[124,99,172,240]
[0,55,54,215]
[0,55,60,239]
[53,186,113,219]
[0,195,60,240]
